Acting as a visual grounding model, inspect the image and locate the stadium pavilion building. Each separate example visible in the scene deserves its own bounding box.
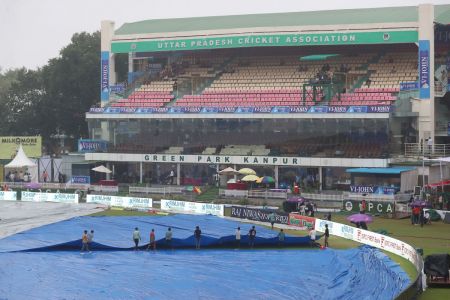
[84,4,450,191]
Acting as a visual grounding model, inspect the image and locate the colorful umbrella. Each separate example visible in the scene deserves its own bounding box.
[241,174,259,182]
[346,213,373,224]
[238,168,256,175]
[259,176,275,184]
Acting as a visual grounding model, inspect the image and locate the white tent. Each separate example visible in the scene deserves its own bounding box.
[92,165,112,173]
[5,145,38,182]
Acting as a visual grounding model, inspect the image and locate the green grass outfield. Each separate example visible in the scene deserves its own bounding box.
[90,209,450,299]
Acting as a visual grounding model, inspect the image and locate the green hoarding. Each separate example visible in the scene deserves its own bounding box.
[343,199,395,214]
[112,30,418,53]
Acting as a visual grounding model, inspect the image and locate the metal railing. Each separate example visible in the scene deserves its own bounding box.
[1,182,89,191]
[404,143,450,158]
[301,193,344,201]
[129,186,185,195]
[219,189,287,200]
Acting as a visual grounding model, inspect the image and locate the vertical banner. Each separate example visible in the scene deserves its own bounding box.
[101,51,110,102]
[418,40,430,99]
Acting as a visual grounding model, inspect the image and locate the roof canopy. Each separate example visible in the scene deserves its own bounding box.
[114,5,450,36]
[346,167,416,175]
[5,145,37,168]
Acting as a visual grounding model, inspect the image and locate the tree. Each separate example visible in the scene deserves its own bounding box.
[42,31,100,139]
[0,31,100,151]
[1,68,46,135]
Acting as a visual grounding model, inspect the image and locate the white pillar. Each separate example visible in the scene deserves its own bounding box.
[274,166,279,189]
[416,4,435,142]
[100,20,115,106]
[318,167,323,191]
[106,162,111,180]
[177,163,181,186]
[233,164,237,181]
[139,162,143,184]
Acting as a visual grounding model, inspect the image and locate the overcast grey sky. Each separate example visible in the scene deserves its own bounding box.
[0,0,448,70]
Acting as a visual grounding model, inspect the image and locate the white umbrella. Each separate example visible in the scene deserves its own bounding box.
[227,178,237,184]
[92,165,112,174]
[219,167,238,175]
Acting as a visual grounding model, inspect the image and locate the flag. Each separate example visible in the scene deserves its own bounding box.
[193,186,202,194]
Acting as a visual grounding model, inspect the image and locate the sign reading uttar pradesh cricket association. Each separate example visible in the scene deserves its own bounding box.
[0,136,42,159]
[111,30,418,53]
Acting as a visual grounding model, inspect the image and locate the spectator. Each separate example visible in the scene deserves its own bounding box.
[427,137,433,156]
[390,65,396,74]
[194,226,201,249]
[165,227,173,248]
[147,229,156,251]
[81,230,89,252]
[412,206,420,225]
[248,226,256,248]
[365,79,372,88]
[268,212,276,230]
[278,229,285,247]
[133,227,141,251]
[87,230,94,250]
[360,222,368,230]
[324,224,330,247]
[420,208,425,227]
[235,227,241,248]
[169,170,175,185]
[309,227,316,247]
[42,170,48,183]
[9,172,15,182]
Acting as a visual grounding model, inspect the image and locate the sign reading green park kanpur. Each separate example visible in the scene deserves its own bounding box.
[111,30,418,53]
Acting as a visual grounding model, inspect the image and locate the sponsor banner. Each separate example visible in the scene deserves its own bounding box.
[200,107,219,114]
[288,213,315,229]
[419,40,430,99]
[104,107,121,114]
[0,136,42,159]
[110,84,125,93]
[230,206,289,224]
[314,219,420,267]
[78,139,108,153]
[343,199,395,214]
[101,51,109,101]
[21,192,79,204]
[235,107,254,114]
[308,106,328,113]
[315,219,355,240]
[367,105,392,113]
[349,185,397,195]
[0,191,17,201]
[88,105,393,115]
[161,199,224,216]
[400,81,419,91]
[112,31,418,53]
[71,176,90,184]
[271,106,291,113]
[89,107,105,113]
[86,195,153,209]
[346,106,367,113]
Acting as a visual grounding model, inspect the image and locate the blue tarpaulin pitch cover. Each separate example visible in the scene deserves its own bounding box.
[0,215,409,299]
